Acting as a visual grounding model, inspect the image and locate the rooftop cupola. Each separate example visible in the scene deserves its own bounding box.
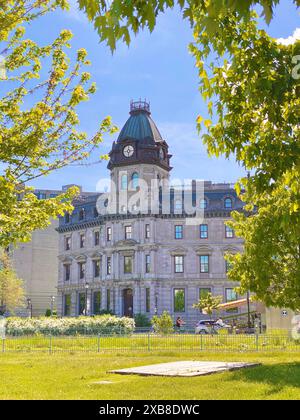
[116,100,163,144]
[108,100,172,171]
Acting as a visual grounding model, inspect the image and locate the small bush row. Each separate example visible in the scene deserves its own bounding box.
[5,315,135,336]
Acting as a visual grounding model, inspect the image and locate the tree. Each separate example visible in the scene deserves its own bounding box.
[193,293,222,320]
[0,1,117,247]
[75,0,300,309]
[192,13,300,309]
[151,311,174,335]
[0,251,25,314]
[76,0,300,51]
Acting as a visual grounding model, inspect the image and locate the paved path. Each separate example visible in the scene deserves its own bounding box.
[111,361,260,377]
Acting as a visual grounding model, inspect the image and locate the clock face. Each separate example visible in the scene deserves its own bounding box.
[123,145,134,158]
[159,148,164,160]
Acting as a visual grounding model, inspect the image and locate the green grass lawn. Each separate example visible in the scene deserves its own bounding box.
[0,351,300,400]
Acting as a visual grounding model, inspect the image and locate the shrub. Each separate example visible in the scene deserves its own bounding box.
[151,311,174,335]
[134,313,151,328]
[45,309,57,317]
[5,315,135,336]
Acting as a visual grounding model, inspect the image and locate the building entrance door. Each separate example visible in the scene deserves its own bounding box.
[123,288,133,317]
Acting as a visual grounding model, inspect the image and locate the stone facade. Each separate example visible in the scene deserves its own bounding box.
[10,185,95,316]
[56,101,250,325]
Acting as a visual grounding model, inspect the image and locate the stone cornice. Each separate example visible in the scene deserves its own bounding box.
[56,209,246,233]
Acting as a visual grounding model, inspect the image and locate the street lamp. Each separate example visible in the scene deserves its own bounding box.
[27,298,32,318]
[85,282,89,316]
[154,292,158,315]
[50,296,55,317]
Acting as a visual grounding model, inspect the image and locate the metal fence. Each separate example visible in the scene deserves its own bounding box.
[1,332,300,353]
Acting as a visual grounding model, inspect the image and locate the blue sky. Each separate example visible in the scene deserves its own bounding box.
[26,1,299,192]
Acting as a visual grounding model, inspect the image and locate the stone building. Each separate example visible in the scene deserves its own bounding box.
[10,185,95,317]
[56,100,251,325]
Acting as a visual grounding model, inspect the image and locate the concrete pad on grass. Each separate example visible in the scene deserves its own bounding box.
[110,361,261,377]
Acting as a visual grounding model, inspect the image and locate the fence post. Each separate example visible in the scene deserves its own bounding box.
[97,335,100,353]
[200,334,203,351]
[256,333,259,352]
[2,338,5,353]
[49,334,52,355]
[147,332,150,352]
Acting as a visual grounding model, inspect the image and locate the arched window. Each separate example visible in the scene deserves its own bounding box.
[131,172,139,190]
[224,197,233,209]
[121,174,128,190]
[200,198,207,210]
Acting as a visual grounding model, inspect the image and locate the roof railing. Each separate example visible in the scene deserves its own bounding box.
[130,99,150,113]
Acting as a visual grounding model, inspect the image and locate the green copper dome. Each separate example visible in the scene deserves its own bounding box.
[117,100,163,143]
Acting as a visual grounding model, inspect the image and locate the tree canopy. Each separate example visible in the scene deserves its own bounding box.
[0,251,24,314]
[0,1,117,247]
[77,0,300,51]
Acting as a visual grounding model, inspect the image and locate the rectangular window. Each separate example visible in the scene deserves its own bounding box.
[94,231,100,246]
[225,288,238,302]
[125,225,132,240]
[199,287,211,300]
[107,227,112,242]
[64,294,71,316]
[145,224,150,239]
[175,225,183,239]
[174,288,185,312]
[200,255,209,273]
[106,289,111,311]
[198,288,212,314]
[124,256,133,274]
[174,255,184,273]
[225,225,234,238]
[80,233,85,248]
[145,254,151,273]
[225,260,233,273]
[106,256,111,275]
[65,236,71,251]
[225,288,238,313]
[78,292,86,315]
[146,288,150,313]
[93,291,101,315]
[200,224,208,239]
[94,260,100,278]
[64,264,71,281]
[78,262,85,279]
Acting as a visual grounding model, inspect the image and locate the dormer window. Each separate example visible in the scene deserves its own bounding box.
[79,209,85,221]
[200,198,207,209]
[224,197,233,209]
[175,200,182,211]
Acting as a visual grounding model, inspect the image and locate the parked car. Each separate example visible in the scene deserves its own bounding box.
[195,319,231,334]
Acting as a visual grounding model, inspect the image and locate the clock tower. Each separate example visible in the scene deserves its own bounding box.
[107,100,172,214]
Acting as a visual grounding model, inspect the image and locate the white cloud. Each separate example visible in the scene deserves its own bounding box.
[276,28,300,46]
[65,0,89,23]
